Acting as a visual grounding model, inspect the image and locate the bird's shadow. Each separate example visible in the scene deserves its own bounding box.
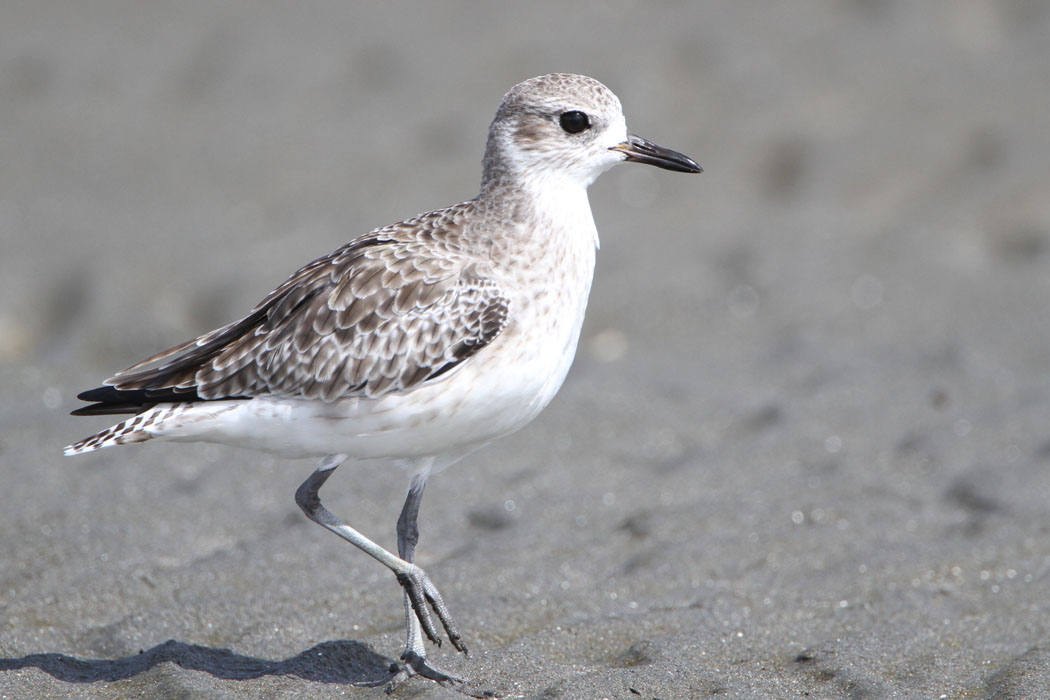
[0,638,395,687]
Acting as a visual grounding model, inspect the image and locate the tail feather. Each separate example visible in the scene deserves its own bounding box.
[64,405,182,455]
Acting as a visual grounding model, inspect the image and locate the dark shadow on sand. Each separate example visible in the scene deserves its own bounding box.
[0,638,394,687]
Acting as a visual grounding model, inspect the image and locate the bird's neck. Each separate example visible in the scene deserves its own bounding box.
[479,169,600,251]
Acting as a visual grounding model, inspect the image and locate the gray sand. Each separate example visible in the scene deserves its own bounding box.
[3,2,1050,698]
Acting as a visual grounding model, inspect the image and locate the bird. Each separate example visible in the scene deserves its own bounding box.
[65,73,701,691]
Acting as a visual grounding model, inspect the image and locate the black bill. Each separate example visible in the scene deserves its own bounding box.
[611,134,702,173]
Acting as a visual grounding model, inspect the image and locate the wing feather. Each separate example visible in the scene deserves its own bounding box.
[75,209,511,414]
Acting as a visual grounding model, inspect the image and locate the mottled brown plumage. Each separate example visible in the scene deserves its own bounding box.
[78,204,510,410]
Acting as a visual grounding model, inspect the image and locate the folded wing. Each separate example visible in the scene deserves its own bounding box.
[74,229,510,416]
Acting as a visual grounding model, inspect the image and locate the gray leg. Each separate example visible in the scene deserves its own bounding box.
[294,455,467,687]
[397,475,428,663]
[387,474,469,690]
[396,475,425,563]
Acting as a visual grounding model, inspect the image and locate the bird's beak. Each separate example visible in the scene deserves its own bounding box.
[611,134,702,173]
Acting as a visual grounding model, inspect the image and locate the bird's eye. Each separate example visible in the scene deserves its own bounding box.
[559,110,591,134]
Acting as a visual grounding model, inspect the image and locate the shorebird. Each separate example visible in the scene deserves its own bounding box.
[66,73,701,690]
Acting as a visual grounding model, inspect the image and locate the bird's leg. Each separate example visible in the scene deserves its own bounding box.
[396,475,427,656]
[294,455,467,685]
[386,474,468,689]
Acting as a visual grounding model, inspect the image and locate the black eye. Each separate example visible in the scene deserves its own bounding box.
[559,110,590,134]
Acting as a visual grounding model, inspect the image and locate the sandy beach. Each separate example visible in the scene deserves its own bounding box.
[3,3,1050,698]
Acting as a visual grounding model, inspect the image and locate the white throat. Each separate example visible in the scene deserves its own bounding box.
[519,169,601,250]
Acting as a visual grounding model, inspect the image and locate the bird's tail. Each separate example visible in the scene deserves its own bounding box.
[64,405,179,455]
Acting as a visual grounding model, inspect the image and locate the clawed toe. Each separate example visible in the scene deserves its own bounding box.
[396,565,468,653]
[386,650,490,696]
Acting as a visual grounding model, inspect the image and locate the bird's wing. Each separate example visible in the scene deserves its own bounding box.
[74,219,510,414]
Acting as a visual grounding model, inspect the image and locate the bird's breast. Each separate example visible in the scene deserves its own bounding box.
[483,215,598,422]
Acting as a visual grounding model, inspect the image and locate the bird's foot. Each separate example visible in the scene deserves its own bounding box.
[396,564,467,653]
[386,650,488,696]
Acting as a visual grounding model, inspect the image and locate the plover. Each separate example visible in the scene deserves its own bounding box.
[66,73,701,690]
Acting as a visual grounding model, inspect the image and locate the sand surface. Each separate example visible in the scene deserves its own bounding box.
[3,2,1050,698]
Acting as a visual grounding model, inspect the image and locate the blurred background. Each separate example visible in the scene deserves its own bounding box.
[3,2,1050,698]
